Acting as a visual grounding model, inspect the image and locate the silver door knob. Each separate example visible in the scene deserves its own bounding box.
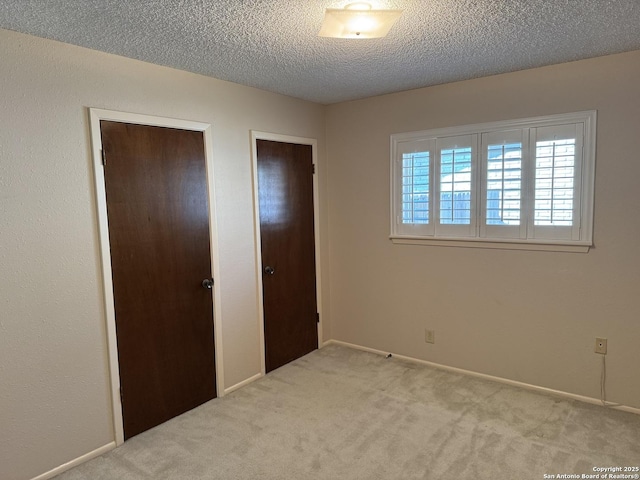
[202,278,214,289]
[264,266,275,275]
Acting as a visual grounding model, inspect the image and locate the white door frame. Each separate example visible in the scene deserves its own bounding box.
[89,108,225,446]
[250,131,323,375]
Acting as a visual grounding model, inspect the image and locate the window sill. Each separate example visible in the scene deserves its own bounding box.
[389,235,591,253]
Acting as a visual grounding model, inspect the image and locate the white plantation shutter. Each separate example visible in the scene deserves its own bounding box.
[390,111,595,250]
[529,124,583,241]
[480,129,528,239]
[435,135,477,238]
[393,138,435,236]
[402,152,430,224]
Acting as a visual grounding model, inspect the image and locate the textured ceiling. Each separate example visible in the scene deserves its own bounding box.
[1,1,640,104]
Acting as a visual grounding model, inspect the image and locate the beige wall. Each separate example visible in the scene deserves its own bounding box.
[0,29,327,480]
[326,51,640,410]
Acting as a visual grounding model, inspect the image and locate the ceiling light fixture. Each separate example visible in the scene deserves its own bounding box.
[319,2,403,39]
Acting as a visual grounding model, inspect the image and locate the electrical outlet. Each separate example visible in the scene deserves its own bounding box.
[594,337,607,355]
[425,329,435,344]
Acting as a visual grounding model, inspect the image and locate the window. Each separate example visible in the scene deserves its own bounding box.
[391,111,596,251]
[401,151,430,224]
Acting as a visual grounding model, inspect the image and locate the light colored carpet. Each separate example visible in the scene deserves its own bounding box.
[55,345,640,479]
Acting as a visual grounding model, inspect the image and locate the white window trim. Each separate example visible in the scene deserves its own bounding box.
[390,111,596,253]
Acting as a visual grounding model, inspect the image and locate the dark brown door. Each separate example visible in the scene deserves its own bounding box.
[257,139,318,372]
[101,121,216,440]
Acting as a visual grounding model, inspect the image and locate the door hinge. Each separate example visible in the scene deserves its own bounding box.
[312,164,316,175]
[316,312,320,323]
[119,387,123,403]
[101,149,107,166]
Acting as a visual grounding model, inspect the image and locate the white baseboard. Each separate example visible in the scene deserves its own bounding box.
[31,341,637,479]
[224,372,263,395]
[31,442,116,480]
[326,339,640,416]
